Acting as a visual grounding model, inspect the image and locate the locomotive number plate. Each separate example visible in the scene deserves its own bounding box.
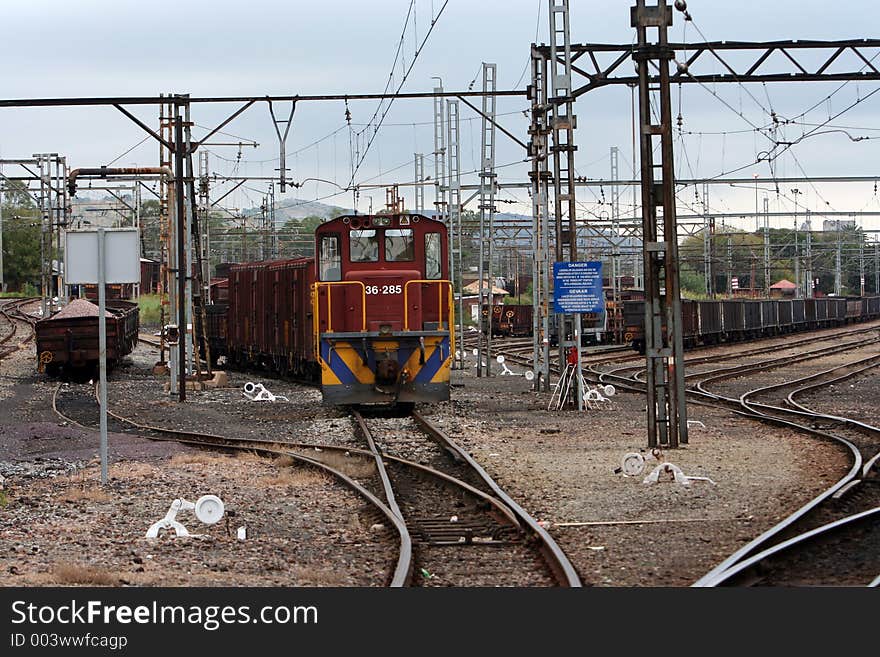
[365,284,403,295]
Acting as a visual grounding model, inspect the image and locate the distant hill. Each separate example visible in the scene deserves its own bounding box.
[240,198,352,224]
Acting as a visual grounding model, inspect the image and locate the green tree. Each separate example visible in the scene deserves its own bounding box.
[1,180,40,291]
[278,215,323,257]
[679,228,764,295]
[680,270,707,298]
[139,198,161,259]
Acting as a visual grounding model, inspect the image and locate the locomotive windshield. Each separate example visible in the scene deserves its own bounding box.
[350,229,380,262]
[385,229,414,262]
[425,232,442,279]
[319,234,341,281]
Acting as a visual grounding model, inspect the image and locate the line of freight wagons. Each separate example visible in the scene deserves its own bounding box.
[623,296,880,352]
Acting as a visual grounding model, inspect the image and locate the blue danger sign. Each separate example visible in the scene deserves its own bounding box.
[553,261,604,314]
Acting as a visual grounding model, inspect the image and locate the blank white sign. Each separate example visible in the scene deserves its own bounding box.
[65,229,141,284]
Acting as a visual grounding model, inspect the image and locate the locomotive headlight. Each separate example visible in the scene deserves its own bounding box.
[379,323,392,335]
[373,216,391,226]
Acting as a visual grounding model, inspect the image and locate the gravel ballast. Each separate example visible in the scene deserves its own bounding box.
[2,320,870,587]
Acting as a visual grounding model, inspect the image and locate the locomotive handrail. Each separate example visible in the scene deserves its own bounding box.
[312,281,367,335]
[403,279,455,353]
[403,279,451,331]
[449,285,455,357]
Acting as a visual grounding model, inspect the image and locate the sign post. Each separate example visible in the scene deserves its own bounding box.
[65,228,140,485]
[553,261,604,411]
[97,229,108,485]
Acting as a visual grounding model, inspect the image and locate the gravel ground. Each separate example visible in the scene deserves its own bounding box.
[420,363,847,586]
[0,330,395,587]
[2,319,873,587]
[798,359,880,423]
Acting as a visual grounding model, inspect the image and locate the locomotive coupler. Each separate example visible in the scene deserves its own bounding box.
[418,337,426,365]
[376,356,400,385]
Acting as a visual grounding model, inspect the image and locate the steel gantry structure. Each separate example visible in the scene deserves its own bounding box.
[631,0,688,448]
[476,63,499,378]
[0,156,70,315]
[528,0,880,446]
[3,4,878,432]
[0,87,524,403]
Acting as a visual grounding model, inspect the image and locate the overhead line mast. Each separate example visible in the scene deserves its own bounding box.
[633,0,688,448]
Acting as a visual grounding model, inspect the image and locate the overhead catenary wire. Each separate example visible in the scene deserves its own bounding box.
[348,0,450,189]
[104,136,152,167]
[511,0,543,89]
[667,6,879,203]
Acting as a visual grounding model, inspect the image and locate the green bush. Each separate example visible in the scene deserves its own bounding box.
[138,293,162,327]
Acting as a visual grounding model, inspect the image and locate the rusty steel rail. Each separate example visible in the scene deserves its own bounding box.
[0,298,37,359]
[51,381,412,587]
[410,410,582,587]
[593,334,880,401]
[596,332,880,390]
[580,324,880,586]
[704,507,880,586]
[351,409,521,525]
[603,325,880,385]
[692,348,880,587]
[138,334,162,350]
[55,382,550,587]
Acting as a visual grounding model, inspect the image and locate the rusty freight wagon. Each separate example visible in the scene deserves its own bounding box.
[219,214,453,407]
[226,257,317,379]
[491,304,533,337]
[35,298,139,377]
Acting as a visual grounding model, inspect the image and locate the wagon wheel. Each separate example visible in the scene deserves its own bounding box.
[38,351,53,373]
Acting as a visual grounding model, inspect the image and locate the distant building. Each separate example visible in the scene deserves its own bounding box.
[770,279,797,298]
[140,258,160,294]
[460,279,509,323]
[822,219,857,232]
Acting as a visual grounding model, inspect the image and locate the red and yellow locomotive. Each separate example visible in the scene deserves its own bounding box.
[224,213,453,407]
[313,213,453,405]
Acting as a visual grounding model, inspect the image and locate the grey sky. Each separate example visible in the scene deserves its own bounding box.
[1,0,878,232]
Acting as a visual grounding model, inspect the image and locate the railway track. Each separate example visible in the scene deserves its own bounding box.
[497,321,880,382]
[50,379,581,587]
[51,379,409,582]
[633,333,877,388]
[595,323,880,385]
[497,340,637,375]
[0,297,38,361]
[352,409,581,587]
[138,333,162,349]
[51,318,877,586]
[580,322,880,586]
[690,344,880,586]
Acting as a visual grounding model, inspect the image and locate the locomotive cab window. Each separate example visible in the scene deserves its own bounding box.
[425,232,442,279]
[385,229,414,262]
[319,234,341,281]
[350,229,380,262]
